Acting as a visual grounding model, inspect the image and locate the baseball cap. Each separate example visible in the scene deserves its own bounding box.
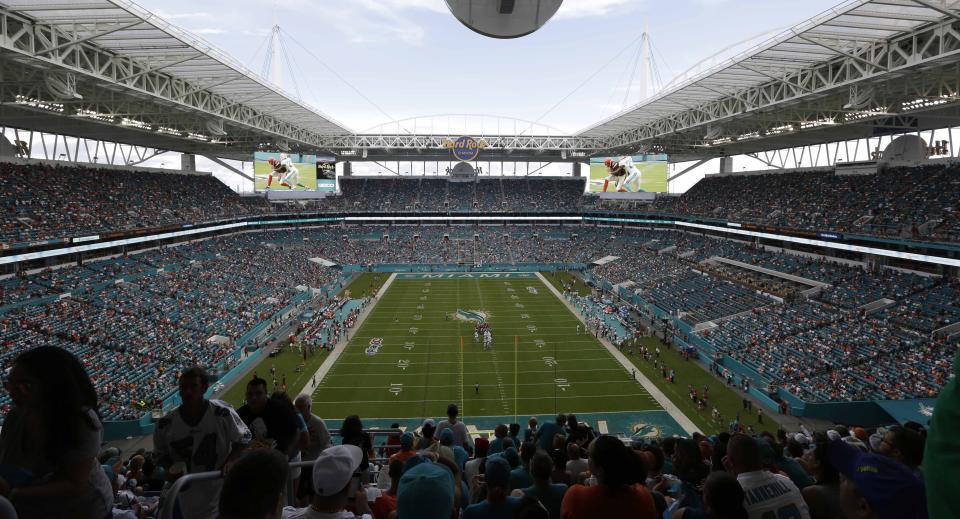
[439,428,454,444]
[829,439,927,519]
[485,456,511,488]
[400,432,415,448]
[397,461,454,519]
[312,444,363,496]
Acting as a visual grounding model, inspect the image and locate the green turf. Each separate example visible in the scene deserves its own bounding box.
[541,271,592,297]
[626,337,775,434]
[311,275,661,421]
[220,344,332,408]
[339,272,390,299]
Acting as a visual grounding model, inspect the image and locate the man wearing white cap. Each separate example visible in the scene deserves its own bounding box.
[282,444,372,519]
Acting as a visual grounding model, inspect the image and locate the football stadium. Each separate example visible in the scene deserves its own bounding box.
[0,1,956,518]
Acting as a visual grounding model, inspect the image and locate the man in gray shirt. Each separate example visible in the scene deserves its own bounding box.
[436,403,470,452]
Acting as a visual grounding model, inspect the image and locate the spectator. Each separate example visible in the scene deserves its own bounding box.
[219,449,289,519]
[676,470,749,519]
[293,394,330,505]
[440,429,468,469]
[238,378,300,456]
[379,424,401,460]
[829,438,927,519]
[464,457,522,519]
[660,438,709,515]
[536,415,566,452]
[272,393,309,503]
[339,416,374,474]
[489,424,508,455]
[0,347,114,519]
[874,426,924,477]
[371,460,402,519]
[760,438,813,490]
[514,494,550,519]
[282,444,372,519]
[153,367,250,519]
[396,460,455,519]
[725,434,811,519]
[550,449,572,487]
[510,442,536,491]
[389,433,417,465]
[924,347,959,519]
[801,437,844,519]
[564,443,588,482]
[565,415,593,447]
[436,404,470,451]
[509,423,522,444]
[560,435,658,519]
[517,451,568,519]
[464,438,489,484]
[417,419,437,452]
[525,418,538,443]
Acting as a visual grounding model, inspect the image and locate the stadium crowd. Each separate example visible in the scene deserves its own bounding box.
[1,161,958,250]
[648,164,960,242]
[1,226,956,420]
[0,162,271,246]
[0,348,955,519]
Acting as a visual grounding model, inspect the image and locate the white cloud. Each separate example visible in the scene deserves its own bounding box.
[377,0,448,13]
[193,28,226,35]
[555,0,637,19]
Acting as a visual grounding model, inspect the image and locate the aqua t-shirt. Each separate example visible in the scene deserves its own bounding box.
[463,496,522,519]
[509,466,534,490]
[523,483,568,519]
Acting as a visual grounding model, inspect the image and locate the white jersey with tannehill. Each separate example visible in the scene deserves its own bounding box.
[737,470,811,519]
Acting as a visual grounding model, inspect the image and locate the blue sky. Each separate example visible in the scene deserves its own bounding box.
[141,0,842,134]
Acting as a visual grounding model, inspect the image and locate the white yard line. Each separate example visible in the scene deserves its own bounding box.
[535,272,699,435]
[300,273,398,398]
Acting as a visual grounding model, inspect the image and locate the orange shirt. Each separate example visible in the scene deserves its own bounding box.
[560,483,657,519]
[389,449,417,465]
[371,491,397,519]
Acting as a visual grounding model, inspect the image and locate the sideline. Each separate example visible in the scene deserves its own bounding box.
[535,272,699,434]
[299,273,398,398]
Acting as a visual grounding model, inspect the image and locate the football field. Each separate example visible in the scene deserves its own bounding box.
[310,273,662,421]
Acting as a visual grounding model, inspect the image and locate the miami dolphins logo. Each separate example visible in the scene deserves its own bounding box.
[630,423,662,440]
[455,309,489,323]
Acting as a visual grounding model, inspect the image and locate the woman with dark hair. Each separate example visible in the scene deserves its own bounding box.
[340,415,373,472]
[800,437,844,519]
[674,471,749,519]
[560,435,657,519]
[659,438,710,515]
[0,346,113,518]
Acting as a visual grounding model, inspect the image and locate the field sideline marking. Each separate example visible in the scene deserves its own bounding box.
[300,272,397,399]
[534,272,699,435]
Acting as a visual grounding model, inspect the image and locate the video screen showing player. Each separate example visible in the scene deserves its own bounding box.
[254,152,318,191]
[587,154,668,193]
